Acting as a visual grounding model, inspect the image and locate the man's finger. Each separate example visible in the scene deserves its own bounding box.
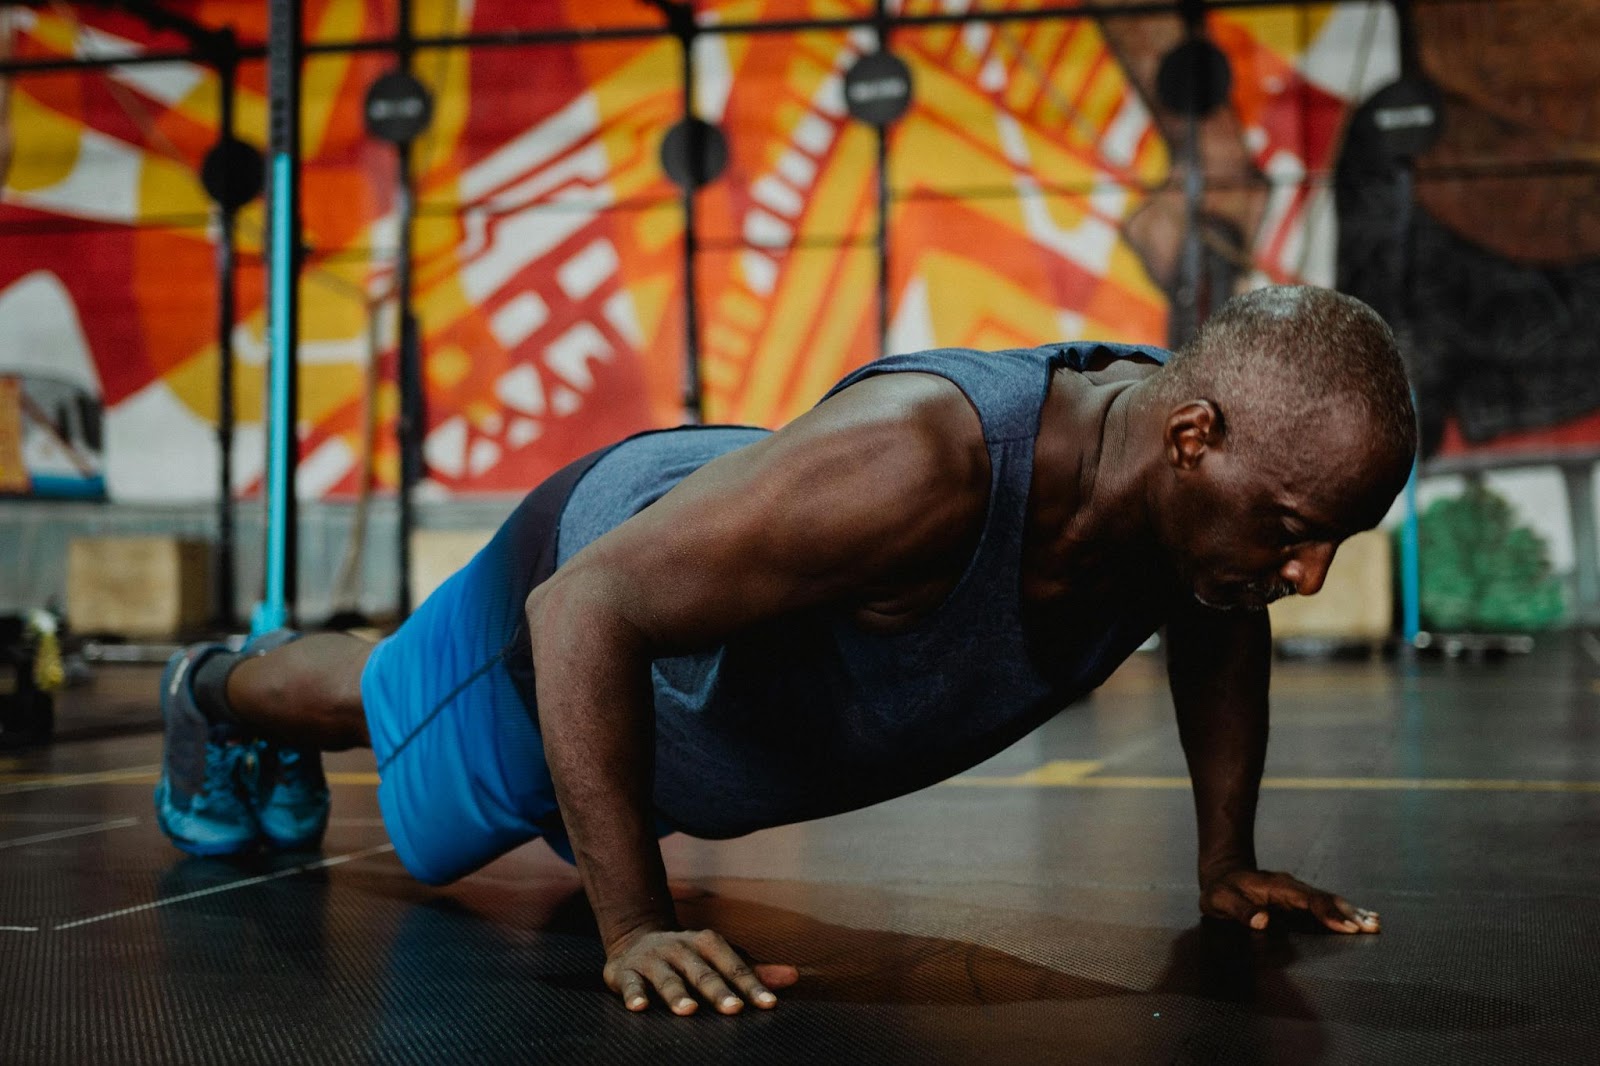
[1328,894,1377,933]
[1206,882,1266,928]
[1296,887,1380,933]
[617,971,650,1012]
[642,960,697,1016]
[1264,879,1312,912]
[755,963,799,990]
[1332,894,1382,932]
[1308,892,1361,933]
[696,933,780,1008]
[672,950,743,1014]
[1347,901,1381,933]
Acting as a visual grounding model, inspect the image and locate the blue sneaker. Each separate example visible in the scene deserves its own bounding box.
[154,644,260,856]
[254,742,330,850]
[240,629,331,851]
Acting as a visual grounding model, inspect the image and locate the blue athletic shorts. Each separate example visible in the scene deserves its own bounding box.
[360,449,609,885]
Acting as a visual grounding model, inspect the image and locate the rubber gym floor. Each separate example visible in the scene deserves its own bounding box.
[4,636,1600,1065]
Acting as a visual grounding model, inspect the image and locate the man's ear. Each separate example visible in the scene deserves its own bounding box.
[1165,400,1223,472]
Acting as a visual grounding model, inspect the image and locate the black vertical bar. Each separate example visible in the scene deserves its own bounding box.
[1391,0,1418,340]
[875,129,889,357]
[214,33,238,628]
[874,0,890,358]
[678,12,704,424]
[265,0,302,628]
[1394,165,1414,337]
[1392,0,1419,77]
[1173,114,1203,345]
[395,0,421,618]
[1172,1,1207,347]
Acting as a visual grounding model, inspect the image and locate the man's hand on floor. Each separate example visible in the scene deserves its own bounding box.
[1201,868,1381,934]
[603,926,799,1014]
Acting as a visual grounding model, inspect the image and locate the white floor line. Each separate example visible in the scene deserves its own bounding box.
[53,843,396,932]
[0,926,40,933]
[0,817,139,851]
[0,765,160,796]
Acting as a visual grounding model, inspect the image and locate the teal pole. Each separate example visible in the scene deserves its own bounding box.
[1400,456,1421,644]
[252,152,295,636]
[253,0,301,637]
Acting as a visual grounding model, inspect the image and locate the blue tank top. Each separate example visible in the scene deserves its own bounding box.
[556,342,1170,838]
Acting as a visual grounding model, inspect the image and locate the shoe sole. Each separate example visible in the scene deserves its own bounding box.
[258,826,329,851]
[258,799,330,851]
[154,777,258,858]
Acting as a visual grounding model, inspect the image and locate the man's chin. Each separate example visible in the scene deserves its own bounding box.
[1193,591,1258,612]
[1193,583,1289,612]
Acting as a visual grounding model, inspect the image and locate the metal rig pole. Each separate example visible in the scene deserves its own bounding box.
[213,30,239,628]
[255,0,303,635]
[651,1,704,424]
[1392,0,1423,645]
[873,0,891,358]
[395,0,422,618]
[1171,0,1208,348]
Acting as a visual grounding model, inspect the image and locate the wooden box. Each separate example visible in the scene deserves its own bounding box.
[67,536,211,638]
[1269,529,1393,642]
[409,529,496,606]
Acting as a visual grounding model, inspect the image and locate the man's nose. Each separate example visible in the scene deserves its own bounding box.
[1281,542,1336,596]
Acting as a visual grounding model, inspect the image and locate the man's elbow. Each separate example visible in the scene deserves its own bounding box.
[525,567,648,661]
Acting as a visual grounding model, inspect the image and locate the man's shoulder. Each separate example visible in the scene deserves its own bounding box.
[825,364,972,422]
[1056,340,1173,367]
[800,371,988,504]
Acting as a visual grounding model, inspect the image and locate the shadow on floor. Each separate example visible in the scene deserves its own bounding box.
[484,880,1531,1032]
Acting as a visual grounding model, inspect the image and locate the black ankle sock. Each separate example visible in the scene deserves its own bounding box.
[192,649,247,726]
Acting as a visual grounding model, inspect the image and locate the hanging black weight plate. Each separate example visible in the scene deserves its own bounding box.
[1155,39,1233,118]
[364,70,435,144]
[844,51,914,126]
[1347,77,1445,163]
[200,137,265,210]
[660,117,729,190]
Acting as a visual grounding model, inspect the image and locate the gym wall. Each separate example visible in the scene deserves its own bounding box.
[0,0,1394,501]
[2,0,1597,624]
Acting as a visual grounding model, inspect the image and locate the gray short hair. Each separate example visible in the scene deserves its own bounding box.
[1156,285,1417,466]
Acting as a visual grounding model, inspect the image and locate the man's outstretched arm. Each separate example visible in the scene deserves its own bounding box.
[526,374,988,1015]
[1166,601,1380,934]
[527,572,726,1013]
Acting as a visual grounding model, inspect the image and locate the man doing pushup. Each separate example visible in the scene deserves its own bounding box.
[154,285,1415,1017]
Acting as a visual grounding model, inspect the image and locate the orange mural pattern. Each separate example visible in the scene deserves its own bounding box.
[0,1,1381,501]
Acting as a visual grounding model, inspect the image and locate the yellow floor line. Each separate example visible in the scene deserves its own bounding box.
[0,768,379,793]
[7,762,1600,795]
[0,766,161,795]
[947,760,1600,793]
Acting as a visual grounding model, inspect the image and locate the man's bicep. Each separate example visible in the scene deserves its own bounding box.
[558,385,984,651]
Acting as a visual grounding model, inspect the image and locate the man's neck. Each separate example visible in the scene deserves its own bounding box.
[1041,374,1162,556]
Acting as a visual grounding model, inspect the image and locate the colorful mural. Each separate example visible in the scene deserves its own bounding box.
[0,1,1572,505]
